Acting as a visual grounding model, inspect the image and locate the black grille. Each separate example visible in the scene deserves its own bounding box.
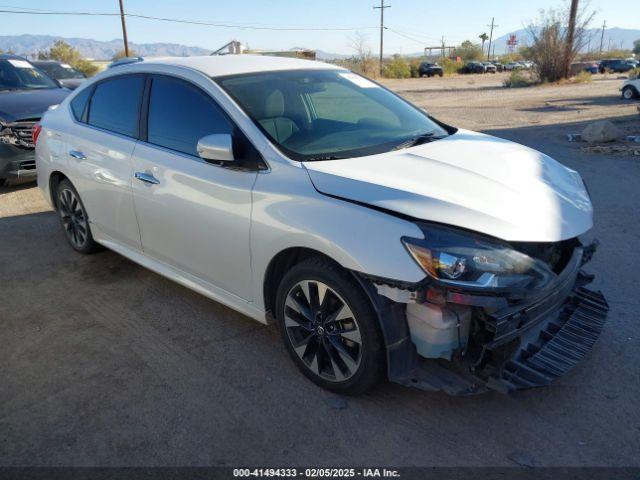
[19,159,36,170]
[6,121,36,149]
[492,287,608,391]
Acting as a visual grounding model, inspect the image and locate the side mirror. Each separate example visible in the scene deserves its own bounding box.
[197,134,234,162]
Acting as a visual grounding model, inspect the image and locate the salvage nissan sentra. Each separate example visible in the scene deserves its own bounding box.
[35,55,608,395]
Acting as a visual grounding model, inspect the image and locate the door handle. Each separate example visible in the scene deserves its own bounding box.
[69,150,86,160]
[134,171,160,185]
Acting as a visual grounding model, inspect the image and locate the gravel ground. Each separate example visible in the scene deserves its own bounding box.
[1,77,639,468]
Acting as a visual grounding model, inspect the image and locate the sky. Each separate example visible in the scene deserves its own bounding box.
[1,0,638,54]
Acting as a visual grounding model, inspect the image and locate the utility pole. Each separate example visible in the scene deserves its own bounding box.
[373,1,390,76]
[441,36,445,58]
[486,18,498,61]
[563,0,579,78]
[598,20,606,57]
[118,0,130,57]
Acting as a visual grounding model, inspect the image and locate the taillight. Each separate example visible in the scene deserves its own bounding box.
[32,123,42,145]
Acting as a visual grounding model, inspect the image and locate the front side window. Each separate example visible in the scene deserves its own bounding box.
[216,69,450,161]
[0,59,59,91]
[147,76,232,157]
[87,75,144,137]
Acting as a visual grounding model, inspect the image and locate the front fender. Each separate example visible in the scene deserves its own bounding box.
[250,161,426,311]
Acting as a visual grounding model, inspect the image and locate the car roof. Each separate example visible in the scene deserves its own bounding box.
[0,53,29,61]
[137,55,342,77]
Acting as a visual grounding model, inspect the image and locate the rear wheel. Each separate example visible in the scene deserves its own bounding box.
[275,257,384,395]
[622,86,637,100]
[56,179,101,254]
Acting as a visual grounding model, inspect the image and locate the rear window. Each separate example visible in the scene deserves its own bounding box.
[70,87,92,122]
[88,75,144,137]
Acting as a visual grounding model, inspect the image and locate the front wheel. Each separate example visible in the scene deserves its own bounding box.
[56,179,101,254]
[275,257,384,395]
[622,86,637,100]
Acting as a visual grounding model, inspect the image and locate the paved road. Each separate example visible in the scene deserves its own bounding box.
[1,85,639,467]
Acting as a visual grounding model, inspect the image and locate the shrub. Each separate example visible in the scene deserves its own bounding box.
[382,55,411,79]
[629,68,640,80]
[440,57,462,75]
[572,70,592,83]
[503,71,536,88]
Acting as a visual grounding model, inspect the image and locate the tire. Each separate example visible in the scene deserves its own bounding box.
[622,86,637,100]
[275,256,384,395]
[438,72,443,77]
[55,179,101,254]
[0,179,5,187]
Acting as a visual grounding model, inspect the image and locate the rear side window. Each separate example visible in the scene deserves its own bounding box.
[147,76,232,156]
[88,75,144,137]
[70,87,92,122]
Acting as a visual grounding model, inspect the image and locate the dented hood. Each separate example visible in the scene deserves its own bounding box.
[304,129,593,242]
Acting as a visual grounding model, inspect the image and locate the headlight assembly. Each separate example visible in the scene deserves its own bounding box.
[402,224,554,291]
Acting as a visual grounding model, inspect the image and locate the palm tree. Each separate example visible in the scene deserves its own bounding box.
[479,33,489,54]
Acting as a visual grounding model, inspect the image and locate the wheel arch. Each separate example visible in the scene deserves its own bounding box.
[48,170,70,209]
[262,247,344,319]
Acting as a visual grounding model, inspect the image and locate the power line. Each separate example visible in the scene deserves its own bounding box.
[118,0,129,57]
[486,17,498,61]
[373,1,391,76]
[0,8,378,31]
[599,20,607,57]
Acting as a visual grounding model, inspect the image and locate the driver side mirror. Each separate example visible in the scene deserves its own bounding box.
[197,134,234,163]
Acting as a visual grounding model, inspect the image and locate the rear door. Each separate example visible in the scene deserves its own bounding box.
[130,74,259,300]
[66,74,144,251]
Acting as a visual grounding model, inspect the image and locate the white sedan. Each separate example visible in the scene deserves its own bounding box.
[35,55,607,395]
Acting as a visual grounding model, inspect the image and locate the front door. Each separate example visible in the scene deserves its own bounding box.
[131,75,258,300]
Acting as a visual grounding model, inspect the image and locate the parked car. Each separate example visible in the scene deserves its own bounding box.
[418,62,444,77]
[460,61,486,74]
[621,77,640,99]
[36,55,607,395]
[0,54,69,186]
[31,60,86,90]
[583,62,599,74]
[599,59,634,73]
[481,62,497,73]
[503,61,522,71]
[491,62,504,72]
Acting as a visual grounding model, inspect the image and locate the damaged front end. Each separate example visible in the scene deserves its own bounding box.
[0,120,38,182]
[358,224,608,395]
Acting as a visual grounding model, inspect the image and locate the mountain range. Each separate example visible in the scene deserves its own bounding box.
[1,28,638,61]
[0,34,211,59]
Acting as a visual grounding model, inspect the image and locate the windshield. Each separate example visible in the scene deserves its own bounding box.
[35,62,85,80]
[216,69,450,161]
[0,59,59,90]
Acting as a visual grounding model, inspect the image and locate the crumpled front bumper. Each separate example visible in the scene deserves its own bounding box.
[362,241,609,395]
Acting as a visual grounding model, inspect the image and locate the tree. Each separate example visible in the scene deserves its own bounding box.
[527,4,594,82]
[479,33,489,54]
[453,40,484,61]
[38,40,98,77]
[112,49,137,61]
[348,32,377,78]
[634,39,640,55]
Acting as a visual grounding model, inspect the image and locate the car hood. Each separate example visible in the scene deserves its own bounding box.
[0,88,70,123]
[304,129,593,242]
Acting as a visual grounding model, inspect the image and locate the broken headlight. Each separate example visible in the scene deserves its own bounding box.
[402,224,554,291]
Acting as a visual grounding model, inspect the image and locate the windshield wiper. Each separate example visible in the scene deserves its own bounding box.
[393,131,441,150]
[304,155,346,162]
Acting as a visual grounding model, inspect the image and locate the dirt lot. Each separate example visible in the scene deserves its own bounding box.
[1,76,639,468]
